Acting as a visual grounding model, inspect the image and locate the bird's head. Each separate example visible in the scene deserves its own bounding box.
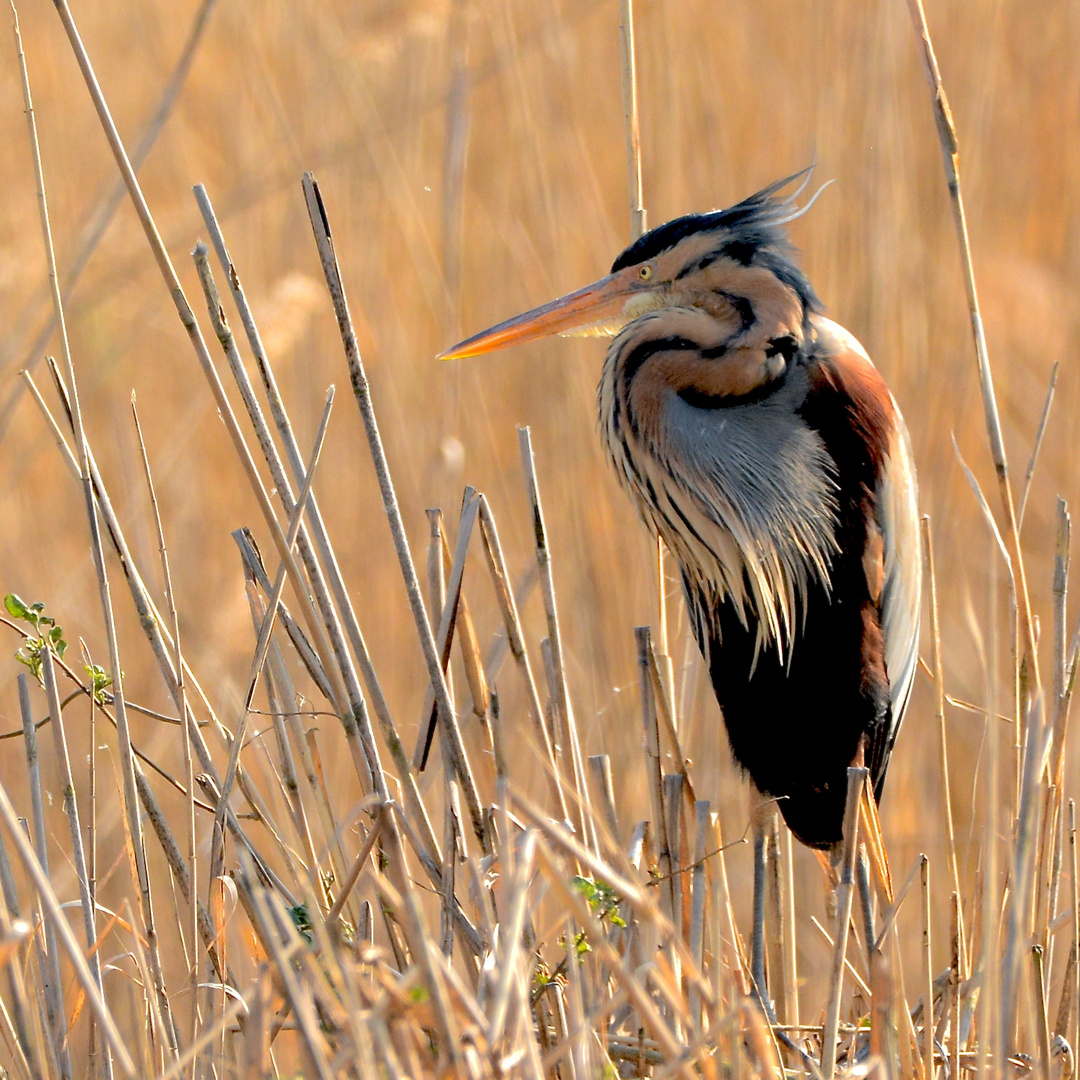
[438,169,826,388]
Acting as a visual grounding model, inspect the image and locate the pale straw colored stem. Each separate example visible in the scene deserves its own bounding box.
[130,391,200,1053]
[905,0,1038,696]
[18,674,72,1080]
[478,495,567,821]
[301,173,487,854]
[1018,362,1058,530]
[519,426,595,851]
[3,685,135,1076]
[209,386,333,886]
[41,650,113,1080]
[18,0,176,1050]
[413,490,481,770]
[922,517,964,911]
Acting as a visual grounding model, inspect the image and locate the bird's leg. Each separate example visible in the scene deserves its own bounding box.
[857,843,876,959]
[749,793,774,1017]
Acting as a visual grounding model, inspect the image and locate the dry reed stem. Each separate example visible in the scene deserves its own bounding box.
[617,0,646,242]
[301,173,487,853]
[209,383,334,865]
[25,365,229,775]
[18,674,71,1080]
[438,505,490,724]
[1018,362,1059,530]
[478,495,568,820]
[1,687,136,1075]
[905,0,1039,695]
[40,649,111,1080]
[414,488,482,769]
[193,188,423,827]
[1052,500,1073,785]
[922,516,964,917]
[130,391,201,1057]
[17,1,178,1052]
[518,426,596,852]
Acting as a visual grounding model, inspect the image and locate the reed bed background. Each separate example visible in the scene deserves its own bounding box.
[0,0,1077,1076]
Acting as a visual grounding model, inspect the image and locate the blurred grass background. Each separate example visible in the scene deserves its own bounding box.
[0,0,1078,1024]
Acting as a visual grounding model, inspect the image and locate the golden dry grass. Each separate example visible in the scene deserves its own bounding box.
[0,0,1078,1076]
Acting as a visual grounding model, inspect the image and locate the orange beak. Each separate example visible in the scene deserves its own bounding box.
[437,266,654,360]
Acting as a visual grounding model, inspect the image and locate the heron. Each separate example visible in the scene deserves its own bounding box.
[439,171,921,1010]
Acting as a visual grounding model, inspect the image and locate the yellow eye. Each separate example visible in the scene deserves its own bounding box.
[638,265,654,282]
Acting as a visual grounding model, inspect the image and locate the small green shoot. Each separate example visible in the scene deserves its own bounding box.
[5,593,68,684]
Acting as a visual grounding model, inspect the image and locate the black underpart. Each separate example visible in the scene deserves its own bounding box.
[682,357,892,850]
[687,564,886,850]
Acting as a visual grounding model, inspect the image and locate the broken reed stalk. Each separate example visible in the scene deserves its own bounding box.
[414,488,482,769]
[208,384,335,878]
[300,171,488,853]
[16,4,177,1054]
[518,425,596,852]
[192,187,424,823]
[50,0,365,777]
[478,494,569,821]
[904,0,1038,695]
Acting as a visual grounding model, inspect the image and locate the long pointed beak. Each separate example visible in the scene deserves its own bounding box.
[437,267,647,360]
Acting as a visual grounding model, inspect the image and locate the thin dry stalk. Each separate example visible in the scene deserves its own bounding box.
[40,650,112,1080]
[922,855,933,1080]
[689,799,710,1027]
[193,186,429,829]
[487,830,538,1049]
[478,494,567,820]
[518,425,595,851]
[130,392,200,1054]
[17,675,71,1080]
[637,627,671,902]
[588,755,622,848]
[16,1,176,1050]
[25,365,231,784]
[617,0,646,241]
[1018,362,1059,530]
[905,0,1038,697]
[437,513,489,724]
[0,722,136,1075]
[207,389,334,911]
[780,823,800,1031]
[0,835,37,1080]
[414,489,482,772]
[922,516,963,909]
[1051,500,1072,784]
[301,173,486,854]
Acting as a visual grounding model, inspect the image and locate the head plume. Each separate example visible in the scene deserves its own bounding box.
[610,167,830,314]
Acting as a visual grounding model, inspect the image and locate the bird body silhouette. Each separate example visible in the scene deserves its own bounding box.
[441,173,920,851]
